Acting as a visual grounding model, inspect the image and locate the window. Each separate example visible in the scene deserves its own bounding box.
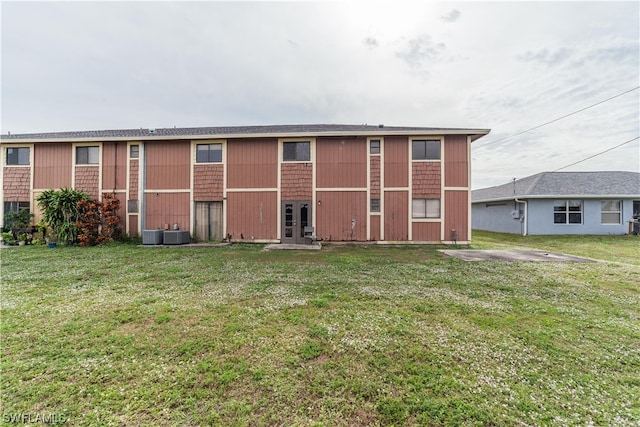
[76,146,99,165]
[127,200,139,214]
[4,201,30,213]
[601,200,621,224]
[554,200,582,224]
[412,199,440,218]
[6,147,29,165]
[283,142,310,161]
[370,140,380,154]
[196,143,222,163]
[412,140,440,160]
[130,145,139,159]
[370,198,380,213]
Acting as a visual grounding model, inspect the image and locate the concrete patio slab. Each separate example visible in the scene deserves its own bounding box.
[439,249,595,262]
[264,243,322,250]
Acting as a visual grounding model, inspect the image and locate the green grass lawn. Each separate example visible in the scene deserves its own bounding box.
[1,233,639,426]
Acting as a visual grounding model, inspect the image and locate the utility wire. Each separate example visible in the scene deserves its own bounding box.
[553,137,639,171]
[475,86,640,149]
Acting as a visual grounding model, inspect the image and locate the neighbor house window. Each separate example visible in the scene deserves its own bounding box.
[283,141,310,161]
[412,140,440,160]
[370,140,380,154]
[130,145,139,159]
[370,198,380,213]
[554,200,582,224]
[412,199,440,218]
[76,146,99,165]
[6,147,30,165]
[196,143,222,163]
[601,200,621,224]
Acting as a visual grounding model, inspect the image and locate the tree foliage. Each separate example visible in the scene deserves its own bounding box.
[36,188,89,244]
[77,193,122,246]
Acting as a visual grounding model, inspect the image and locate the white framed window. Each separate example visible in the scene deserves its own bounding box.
[601,200,621,224]
[130,145,139,159]
[412,140,440,160]
[6,147,30,165]
[76,146,99,165]
[370,140,380,154]
[196,143,222,163]
[283,141,310,161]
[554,200,582,224]
[412,199,440,218]
[370,198,380,213]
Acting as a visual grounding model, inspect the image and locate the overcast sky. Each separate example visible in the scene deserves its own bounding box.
[1,1,638,188]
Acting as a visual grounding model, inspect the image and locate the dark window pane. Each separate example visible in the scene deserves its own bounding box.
[130,145,139,158]
[568,213,582,224]
[283,143,297,161]
[77,147,88,164]
[196,145,209,163]
[297,142,310,161]
[425,141,440,159]
[371,198,380,212]
[370,140,380,154]
[210,144,222,162]
[412,141,426,160]
[554,213,566,224]
[7,148,18,165]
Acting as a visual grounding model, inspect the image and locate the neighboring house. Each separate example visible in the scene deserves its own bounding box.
[472,171,640,235]
[1,124,489,244]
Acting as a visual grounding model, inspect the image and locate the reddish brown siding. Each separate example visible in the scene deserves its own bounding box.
[226,191,277,240]
[384,191,408,240]
[384,136,408,188]
[145,192,190,231]
[412,222,441,242]
[444,135,468,188]
[109,192,127,233]
[316,191,367,241]
[193,164,224,201]
[316,137,367,188]
[227,138,277,188]
[128,215,139,237]
[370,215,380,241]
[3,167,30,200]
[34,143,71,189]
[75,166,99,200]
[145,141,190,189]
[129,159,139,200]
[281,163,312,200]
[370,156,380,197]
[412,162,441,198]
[102,142,127,191]
[445,190,468,241]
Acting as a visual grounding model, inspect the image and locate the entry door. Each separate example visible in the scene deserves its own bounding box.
[281,201,311,244]
[195,202,223,241]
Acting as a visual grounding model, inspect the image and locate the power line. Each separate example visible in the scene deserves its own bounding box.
[476,86,640,149]
[553,137,639,171]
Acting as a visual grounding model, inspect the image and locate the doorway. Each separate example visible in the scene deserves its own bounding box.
[281,201,311,244]
[194,201,223,241]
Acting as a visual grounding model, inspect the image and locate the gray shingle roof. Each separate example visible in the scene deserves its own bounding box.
[1,124,490,141]
[472,171,640,201]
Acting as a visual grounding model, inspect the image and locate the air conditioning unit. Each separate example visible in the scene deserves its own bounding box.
[163,230,190,245]
[142,230,164,245]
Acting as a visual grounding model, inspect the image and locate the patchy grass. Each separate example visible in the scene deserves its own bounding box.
[1,235,639,425]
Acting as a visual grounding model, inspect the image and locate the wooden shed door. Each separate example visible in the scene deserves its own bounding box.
[281,201,311,244]
[195,202,223,241]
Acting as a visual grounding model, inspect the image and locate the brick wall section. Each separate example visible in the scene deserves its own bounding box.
[3,167,31,201]
[75,166,99,200]
[193,164,224,201]
[129,160,139,200]
[370,157,380,198]
[281,163,312,200]
[412,162,441,198]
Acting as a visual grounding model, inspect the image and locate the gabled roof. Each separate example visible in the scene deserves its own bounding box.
[0,124,490,143]
[472,171,640,202]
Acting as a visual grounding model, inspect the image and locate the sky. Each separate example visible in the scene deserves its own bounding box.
[1,1,638,189]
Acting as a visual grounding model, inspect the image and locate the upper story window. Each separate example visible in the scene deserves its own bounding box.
[130,145,139,159]
[6,147,30,165]
[196,143,222,163]
[283,141,310,162]
[76,146,99,165]
[370,140,380,154]
[370,198,380,213]
[412,140,440,160]
[601,200,621,224]
[554,200,582,224]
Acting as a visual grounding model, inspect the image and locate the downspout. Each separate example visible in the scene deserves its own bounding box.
[515,198,527,236]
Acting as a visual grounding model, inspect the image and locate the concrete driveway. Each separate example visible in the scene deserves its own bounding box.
[439,249,595,262]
